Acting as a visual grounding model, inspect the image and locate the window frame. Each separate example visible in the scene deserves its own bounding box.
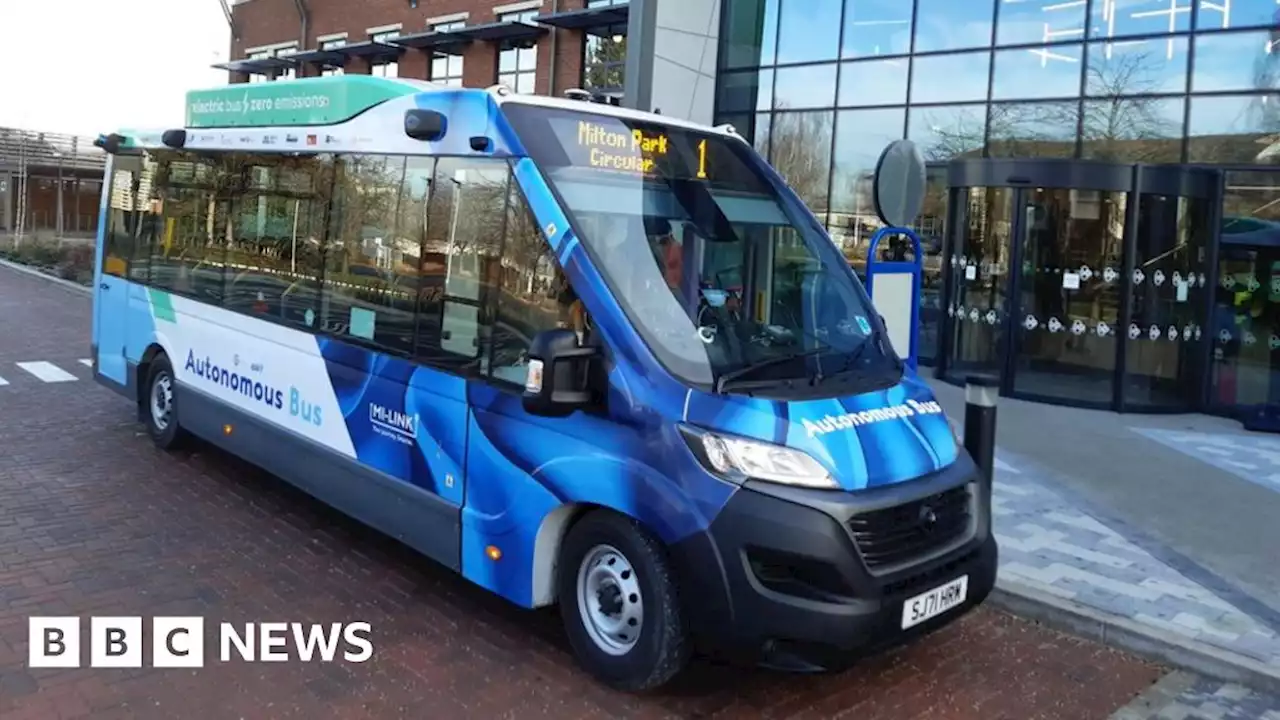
[429,20,466,86]
[495,10,540,94]
[112,148,579,390]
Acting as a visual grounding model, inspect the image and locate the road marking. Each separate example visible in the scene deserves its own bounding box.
[0,375,7,386]
[15,361,78,383]
[79,358,93,367]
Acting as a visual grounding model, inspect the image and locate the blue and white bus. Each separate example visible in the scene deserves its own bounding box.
[91,76,996,690]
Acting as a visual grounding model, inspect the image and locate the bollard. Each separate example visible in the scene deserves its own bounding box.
[963,374,999,486]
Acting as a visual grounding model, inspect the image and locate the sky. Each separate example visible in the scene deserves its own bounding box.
[0,0,230,137]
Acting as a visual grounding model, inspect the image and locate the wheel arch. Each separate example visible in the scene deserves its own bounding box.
[133,342,171,420]
[530,501,601,607]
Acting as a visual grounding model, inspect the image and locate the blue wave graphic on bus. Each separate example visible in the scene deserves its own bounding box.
[316,337,467,504]
[683,371,957,490]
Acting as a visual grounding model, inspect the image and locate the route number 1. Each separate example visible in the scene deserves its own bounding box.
[696,139,707,179]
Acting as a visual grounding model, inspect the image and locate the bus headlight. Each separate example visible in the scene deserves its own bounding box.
[681,426,838,489]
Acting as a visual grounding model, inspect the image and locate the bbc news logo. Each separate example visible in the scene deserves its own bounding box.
[28,617,372,668]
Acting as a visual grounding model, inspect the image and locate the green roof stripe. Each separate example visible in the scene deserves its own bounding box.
[184,76,419,129]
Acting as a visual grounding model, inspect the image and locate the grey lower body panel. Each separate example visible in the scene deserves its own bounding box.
[175,383,462,572]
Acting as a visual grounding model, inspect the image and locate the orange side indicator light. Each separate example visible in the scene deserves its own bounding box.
[485,545,502,561]
[223,424,234,435]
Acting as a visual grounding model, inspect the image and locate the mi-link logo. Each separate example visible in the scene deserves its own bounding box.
[369,402,418,446]
[28,617,372,668]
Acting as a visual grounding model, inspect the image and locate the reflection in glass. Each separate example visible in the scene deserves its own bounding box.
[1080,97,1184,162]
[753,111,772,160]
[837,57,908,106]
[912,166,949,366]
[996,0,1087,46]
[914,0,996,52]
[774,63,838,109]
[1085,36,1188,96]
[1212,172,1280,414]
[1195,0,1280,30]
[909,104,989,161]
[769,111,836,215]
[1088,0,1191,39]
[1191,30,1280,93]
[1125,193,1211,409]
[323,154,419,354]
[842,0,913,57]
[775,0,842,65]
[1187,94,1280,164]
[910,51,992,104]
[945,186,1013,383]
[720,0,779,69]
[829,108,907,272]
[584,33,627,93]
[991,44,1084,100]
[1011,188,1125,405]
[1213,243,1280,416]
[987,101,1079,157]
[717,69,774,114]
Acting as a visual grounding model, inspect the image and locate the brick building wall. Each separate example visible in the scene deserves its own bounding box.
[228,0,589,97]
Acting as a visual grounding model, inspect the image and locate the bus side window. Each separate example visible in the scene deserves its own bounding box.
[413,157,510,373]
[487,174,577,387]
[103,159,144,280]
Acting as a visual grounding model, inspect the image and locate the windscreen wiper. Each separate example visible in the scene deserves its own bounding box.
[713,346,829,394]
[826,324,903,381]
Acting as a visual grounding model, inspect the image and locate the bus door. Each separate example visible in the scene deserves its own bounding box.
[96,155,142,386]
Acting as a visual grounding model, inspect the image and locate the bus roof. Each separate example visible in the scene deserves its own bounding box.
[101,75,738,155]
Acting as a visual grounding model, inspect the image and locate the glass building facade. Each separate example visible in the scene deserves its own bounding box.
[714,0,1280,418]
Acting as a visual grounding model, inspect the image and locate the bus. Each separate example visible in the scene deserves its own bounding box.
[90,76,996,691]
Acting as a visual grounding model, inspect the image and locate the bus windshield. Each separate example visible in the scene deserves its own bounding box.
[502,102,900,393]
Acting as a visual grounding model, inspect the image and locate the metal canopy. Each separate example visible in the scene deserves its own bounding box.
[212,58,297,75]
[448,20,547,43]
[533,4,629,36]
[288,48,348,67]
[332,40,404,63]
[391,30,473,55]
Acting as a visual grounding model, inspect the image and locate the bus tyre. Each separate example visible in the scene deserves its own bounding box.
[557,511,691,692]
[144,354,185,450]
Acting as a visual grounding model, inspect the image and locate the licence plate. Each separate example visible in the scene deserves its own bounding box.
[900,575,968,630]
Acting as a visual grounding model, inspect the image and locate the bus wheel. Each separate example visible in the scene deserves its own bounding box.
[557,510,691,692]
[144,354,186,450]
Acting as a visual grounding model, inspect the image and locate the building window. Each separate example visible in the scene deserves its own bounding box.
[245,45,298,83]
[321,39,346,76]
[247,50,271,83]
[497,10,538,94]
[276,47,298,80]
[430,20,465,86]
[583,1,626,98]
[371,30,401,77]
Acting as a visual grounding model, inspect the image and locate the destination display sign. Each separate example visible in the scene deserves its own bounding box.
[572,119,705,178]
[504,104,774,195]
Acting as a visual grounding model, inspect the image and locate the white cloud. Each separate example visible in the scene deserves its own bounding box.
[0,0,230,136]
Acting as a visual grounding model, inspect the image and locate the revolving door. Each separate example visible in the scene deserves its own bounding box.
[938,158,1220,412]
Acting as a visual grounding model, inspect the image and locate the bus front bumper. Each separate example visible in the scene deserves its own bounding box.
[670,460,997,672]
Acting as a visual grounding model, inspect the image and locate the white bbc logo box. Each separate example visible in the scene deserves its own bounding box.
[29,617,205,668]
[29,617,372,668]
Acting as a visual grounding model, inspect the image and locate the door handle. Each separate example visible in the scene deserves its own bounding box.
[99,283,110,290]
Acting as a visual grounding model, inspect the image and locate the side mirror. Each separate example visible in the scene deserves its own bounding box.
[522,328,598,417]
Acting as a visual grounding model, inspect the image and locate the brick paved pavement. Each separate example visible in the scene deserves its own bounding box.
[989,451,1280,670]
[0,262,1194,718]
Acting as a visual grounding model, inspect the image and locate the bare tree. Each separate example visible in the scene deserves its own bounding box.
[1079,47,1181,162]
[767,106,833,211]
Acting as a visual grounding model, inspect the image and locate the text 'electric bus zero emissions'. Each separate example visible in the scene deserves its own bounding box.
[90,76,997,691]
